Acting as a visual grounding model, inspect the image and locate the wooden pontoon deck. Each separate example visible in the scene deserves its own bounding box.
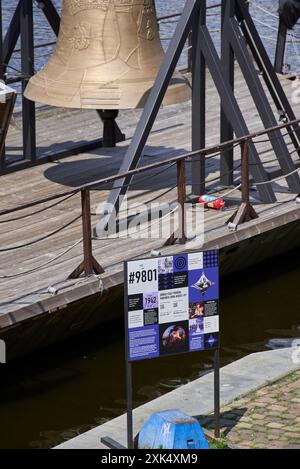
[1,68,300,358]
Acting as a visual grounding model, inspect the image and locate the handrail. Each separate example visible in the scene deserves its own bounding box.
[1,117,299,218]
[0,1,298,280]
[1,117,300,278]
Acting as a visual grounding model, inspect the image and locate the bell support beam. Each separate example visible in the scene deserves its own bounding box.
[236,0,300,159]
[96,0,200,234]
[2,0,60,164]
[198,24,276,203]
[0,0,3,80]
[3,0,22,75]
[227,15,300,193]
[0,0,4,163]
[36,0,60,36]
[274,18,288,74]
[3,0,59,74]
[220,0,235,187]
[191,0,206,196]
[20,0,36,162]
[98,0,286,234]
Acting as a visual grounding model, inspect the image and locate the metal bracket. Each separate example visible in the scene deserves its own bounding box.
[69,190,105,279]
[100,437,127,450]
[227,202,258,231]
[97,110,126,148]
[226,140,258,230]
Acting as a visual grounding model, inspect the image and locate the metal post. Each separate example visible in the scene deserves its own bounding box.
[274,19,288,74]
[0,0,5,166]
[37,0,60,36]
[164,159,187,246]
[81,189,93,277]
[0,0,3,80]
[241,140,250,205]
[214,349,221,439]
[69,189,104,279]
[3,0,22,75]
[124,261,134,449]
[188,30,193,73]
[192,0,206,196]
[236,0,300,162]
[177,159,186,244]
[20,0,36,161]
[227,140,258,229]
[220,0,235,187]
[126,361,134,449]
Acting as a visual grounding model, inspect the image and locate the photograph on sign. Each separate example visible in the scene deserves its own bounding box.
[125,250,219,362]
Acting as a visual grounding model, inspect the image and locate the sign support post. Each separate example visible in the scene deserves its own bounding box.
[124,261,134,449]
[126,361,134,449]
[214,349,221,439]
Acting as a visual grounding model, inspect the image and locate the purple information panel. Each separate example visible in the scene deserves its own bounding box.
[125,250,219,362]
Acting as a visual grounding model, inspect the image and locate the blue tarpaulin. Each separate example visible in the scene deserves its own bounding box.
[138,410,210,450]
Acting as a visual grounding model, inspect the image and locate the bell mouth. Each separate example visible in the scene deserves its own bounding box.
[24,74,191,110]
[24,0,191,110]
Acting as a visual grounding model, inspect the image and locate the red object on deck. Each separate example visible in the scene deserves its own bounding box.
[198,195,225,210]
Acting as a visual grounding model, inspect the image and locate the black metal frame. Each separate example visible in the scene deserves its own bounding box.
[20,0,36,162]
[220,0,235,187]
[210,0,300,198]
[101,0,300,230]
[235,0,300,171]
[102,0,199,227]
[0,0,124,171]
[275,18,288,74]
[226,1,300,193]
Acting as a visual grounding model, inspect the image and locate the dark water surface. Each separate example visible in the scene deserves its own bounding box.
[0,250,299,449]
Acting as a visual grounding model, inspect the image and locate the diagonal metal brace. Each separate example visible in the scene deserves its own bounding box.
[95,0,200,235]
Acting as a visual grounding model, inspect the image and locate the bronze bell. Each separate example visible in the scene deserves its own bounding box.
[25,0,190,109]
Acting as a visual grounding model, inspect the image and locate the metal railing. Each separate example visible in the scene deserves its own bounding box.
[0,118,300,280]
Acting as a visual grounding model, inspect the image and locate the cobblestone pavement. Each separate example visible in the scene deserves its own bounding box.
[201,370,300,449]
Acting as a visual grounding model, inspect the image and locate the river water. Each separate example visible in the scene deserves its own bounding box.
[0,250,299,449]
[0,0,300,450]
